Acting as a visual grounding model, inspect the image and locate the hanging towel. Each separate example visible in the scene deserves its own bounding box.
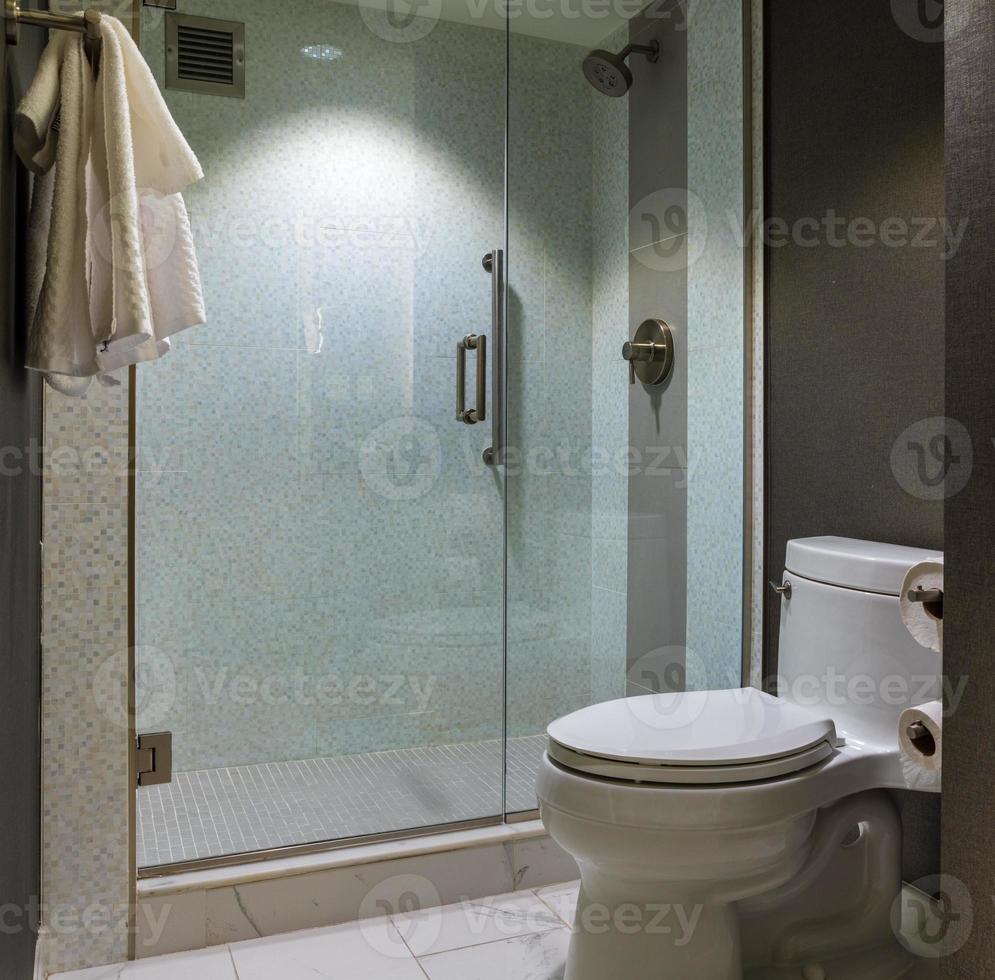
[13,29,66,175]
[16,30,101,384]
[88,16,205,372]
[26,170,93,395]
[14,14,205,393]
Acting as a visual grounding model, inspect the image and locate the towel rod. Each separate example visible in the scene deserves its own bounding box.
[5,1,102,62]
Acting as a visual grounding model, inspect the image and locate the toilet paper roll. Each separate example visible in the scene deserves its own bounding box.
[899,700,943,773]
[900,558,944,653]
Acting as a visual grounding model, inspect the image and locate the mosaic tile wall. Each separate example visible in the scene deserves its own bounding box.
[38,5,139,973]
[137,2,628,774]
[41,329,133,963]
[684,0,746,689]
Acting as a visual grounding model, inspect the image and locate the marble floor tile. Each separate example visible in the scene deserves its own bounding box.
[417,926,570,980]
[534,881,580,927]
[392,889,564,956]
[228,918,426,980]
[50,946,237,980]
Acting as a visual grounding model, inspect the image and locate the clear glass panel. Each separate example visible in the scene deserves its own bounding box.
[505,0,748,812]
[135,0,507,868]
[134,0,749,861]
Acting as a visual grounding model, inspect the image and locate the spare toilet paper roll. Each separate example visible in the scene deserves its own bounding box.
[900,558,944,653]
[899,700,943,773]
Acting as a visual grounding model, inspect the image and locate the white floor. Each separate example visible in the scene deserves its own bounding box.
[51,879,941,980]
[52,882,580,980]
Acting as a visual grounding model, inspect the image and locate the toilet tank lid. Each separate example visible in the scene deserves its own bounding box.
[785,537,943,596]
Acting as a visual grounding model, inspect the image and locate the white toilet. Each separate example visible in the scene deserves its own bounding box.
[538,537,943,980]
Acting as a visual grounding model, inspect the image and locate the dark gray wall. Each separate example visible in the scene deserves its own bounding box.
[625,8,689,695]
[0,16,43,980]
[943,0,995,972]
[764,0,944,881]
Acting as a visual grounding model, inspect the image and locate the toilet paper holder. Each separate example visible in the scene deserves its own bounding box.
[907,587,943,619]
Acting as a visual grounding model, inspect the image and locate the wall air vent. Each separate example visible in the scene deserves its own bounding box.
[166,13,245,99]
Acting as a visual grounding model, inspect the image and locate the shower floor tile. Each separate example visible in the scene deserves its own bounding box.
[137,734,547,868]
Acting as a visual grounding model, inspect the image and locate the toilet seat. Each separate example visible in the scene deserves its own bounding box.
[547,688,838,786]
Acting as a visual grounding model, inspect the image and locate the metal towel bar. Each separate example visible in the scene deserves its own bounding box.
[6,1,102,65]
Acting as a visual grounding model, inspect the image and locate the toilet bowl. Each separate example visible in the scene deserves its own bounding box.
[538,537,943,980]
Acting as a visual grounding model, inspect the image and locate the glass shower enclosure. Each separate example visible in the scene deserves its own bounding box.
[134,0,748,872]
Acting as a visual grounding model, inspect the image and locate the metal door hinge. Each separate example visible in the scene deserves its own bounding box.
[135,732,173,787]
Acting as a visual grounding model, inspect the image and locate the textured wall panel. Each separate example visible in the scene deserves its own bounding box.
[943,0,995,973]
[764,0,944,886]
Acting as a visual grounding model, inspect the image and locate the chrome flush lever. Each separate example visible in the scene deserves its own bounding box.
[769,579,792,599]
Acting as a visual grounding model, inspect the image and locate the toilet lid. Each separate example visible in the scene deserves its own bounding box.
[547,688,837,784]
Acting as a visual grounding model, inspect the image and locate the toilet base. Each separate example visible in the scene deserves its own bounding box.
[541,755,915,980]
[565,882,741,980]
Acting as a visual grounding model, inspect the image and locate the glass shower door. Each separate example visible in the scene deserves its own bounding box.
[135,0,508,870]
[503,0,750,815]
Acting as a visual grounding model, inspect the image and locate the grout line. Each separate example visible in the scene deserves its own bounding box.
[226,944,240,979]
[139,736,548,868]
[414,919,572,965]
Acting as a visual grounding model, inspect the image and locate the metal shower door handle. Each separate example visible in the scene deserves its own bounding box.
[456,333,486,425]
[482,248,504,465]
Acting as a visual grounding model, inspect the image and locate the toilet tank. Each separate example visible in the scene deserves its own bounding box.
[776,537,943,751]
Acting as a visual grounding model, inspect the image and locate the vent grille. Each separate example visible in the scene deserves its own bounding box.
[166,14,245,99]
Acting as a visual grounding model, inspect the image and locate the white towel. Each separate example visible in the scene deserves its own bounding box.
[89,16,205,372]
[13,29,66,175]
[17,30,100,383]
[13,14,205,392]
[27,171,93,395]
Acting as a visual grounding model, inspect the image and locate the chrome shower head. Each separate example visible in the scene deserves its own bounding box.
[582,40,660,97]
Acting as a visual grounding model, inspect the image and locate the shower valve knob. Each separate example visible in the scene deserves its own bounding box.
[623,319,675,386]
